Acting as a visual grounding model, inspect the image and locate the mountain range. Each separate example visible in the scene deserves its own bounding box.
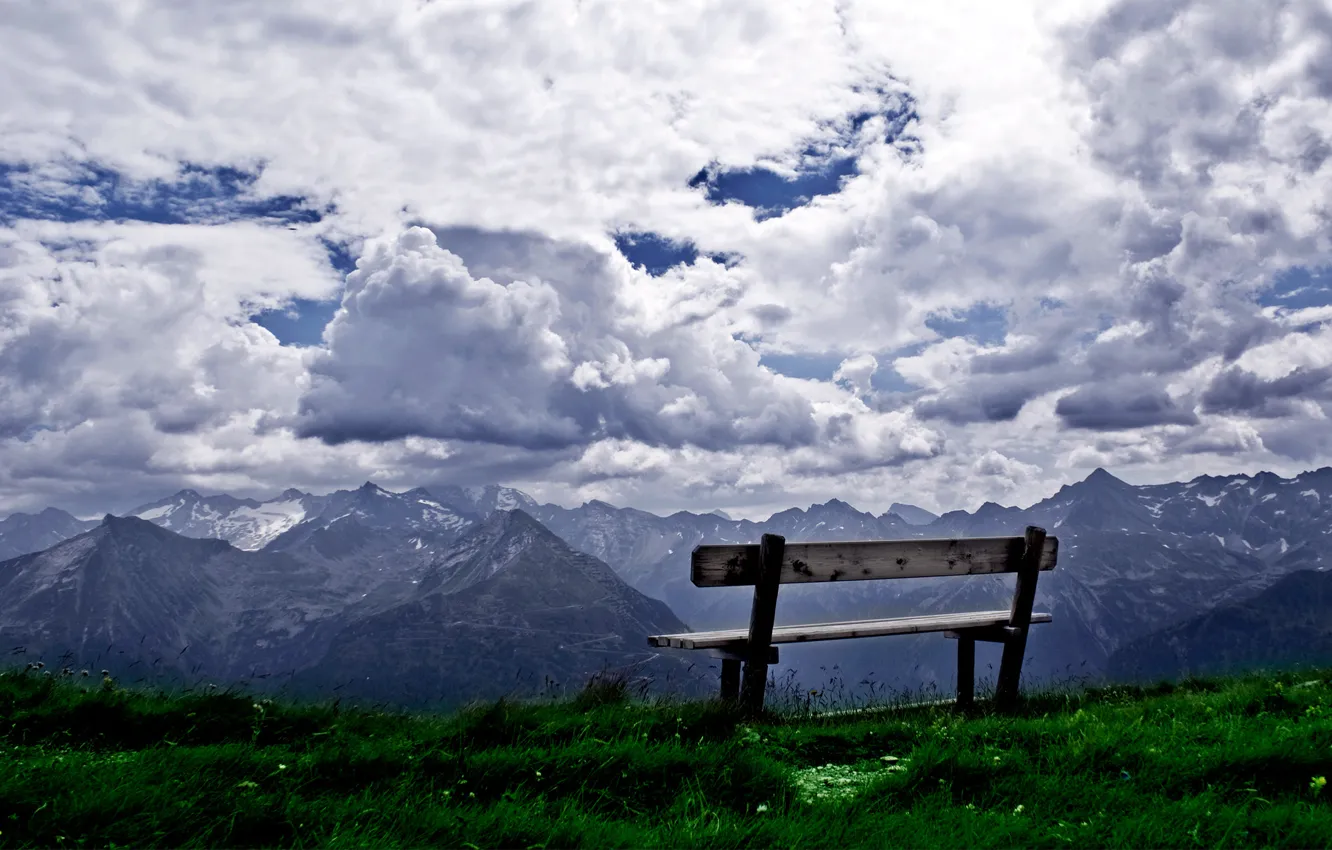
[1105,566,1332,683]
[0,503,703,709]
[3,466,1330,704]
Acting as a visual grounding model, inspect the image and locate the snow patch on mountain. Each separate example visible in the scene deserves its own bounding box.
[224,500,310,550]
[135,504,174,521]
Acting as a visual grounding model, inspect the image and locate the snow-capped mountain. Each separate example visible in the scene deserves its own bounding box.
[423,483,540,518]
[7,464,1332,698]
[127,483,474,551]
[0,509,704,709]
[529,465,1332,694]
[0,507,98,561]
[127,488,321,550]
[0,514,359,684]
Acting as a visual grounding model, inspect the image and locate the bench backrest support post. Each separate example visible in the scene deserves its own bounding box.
[741,533,785,715]
[995,525,1046,708]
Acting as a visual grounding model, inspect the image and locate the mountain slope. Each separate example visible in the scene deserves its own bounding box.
[0,508,99,561]
[886,503,940,526]
[0,515,437,687]
[1105,567,1332,683]
[294,510,708,709]
[0,515,230,674]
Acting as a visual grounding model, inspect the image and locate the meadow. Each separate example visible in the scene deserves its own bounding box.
[2,659,1332,848]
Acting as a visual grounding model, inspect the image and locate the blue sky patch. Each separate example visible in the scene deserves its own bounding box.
[249,238,356,346]
[252,298,341,347]
[1,158,355,348]
[321,236,358,276]
[757,349,917,394]
[689,91,919,222]
[613,230,738,276]
[1259,266,1332,311]
[0,160,326,227]
[924,303,1008,345]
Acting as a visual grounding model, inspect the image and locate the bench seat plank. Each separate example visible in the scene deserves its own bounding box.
[649,610,1053,650]
[692,535,1058,587]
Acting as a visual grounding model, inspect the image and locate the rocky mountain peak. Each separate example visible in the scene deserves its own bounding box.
[1083,467,1127,488]
[886,502,940,526]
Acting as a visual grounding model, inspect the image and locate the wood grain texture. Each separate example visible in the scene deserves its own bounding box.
[997,525,1047,707]
[691,534,1059,587]
[741,533,785,714]
[647,610,1053,650]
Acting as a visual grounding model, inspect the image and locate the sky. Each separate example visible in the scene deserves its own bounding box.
[2,0,1331,523]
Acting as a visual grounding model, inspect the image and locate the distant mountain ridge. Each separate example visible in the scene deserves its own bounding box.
[5,465,1332,698]
[0,508,99,562]
[0,508,701,708]
[1105,567,1332,683]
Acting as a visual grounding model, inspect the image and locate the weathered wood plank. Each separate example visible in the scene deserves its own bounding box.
[943,625,1020,643]
[648,610,1053,650]
[996,526,1046,708]
[741,533,785,715]
[691,534,1059,587]
[704,645,779,663]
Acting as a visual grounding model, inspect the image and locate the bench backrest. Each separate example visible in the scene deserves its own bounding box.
[691,534,1059,587]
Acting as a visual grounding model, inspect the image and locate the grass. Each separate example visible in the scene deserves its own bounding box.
[2,660,1332,848]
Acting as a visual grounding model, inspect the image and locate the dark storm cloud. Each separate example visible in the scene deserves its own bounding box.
[1055,377,1199,431]
[1201,365,1332,417]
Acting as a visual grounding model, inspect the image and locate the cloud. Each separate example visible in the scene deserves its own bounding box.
[0,221,332,438]
[296,225,940,465]
[832,353,877,396]
[3,0,1332,522]
[1201,364,1332,417]
[1055,377,1200,431]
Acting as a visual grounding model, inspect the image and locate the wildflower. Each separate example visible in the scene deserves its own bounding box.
[100,670,109,676]
[1014,804,1025,814]
[80,670,89,677]
[1312,776,1327,796]
[756,804,769,813]
[278,764,287,770]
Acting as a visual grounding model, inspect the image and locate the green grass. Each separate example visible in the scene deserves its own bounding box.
[3,662,1332,848]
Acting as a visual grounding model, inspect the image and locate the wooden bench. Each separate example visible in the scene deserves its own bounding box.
[648,525,1058,713]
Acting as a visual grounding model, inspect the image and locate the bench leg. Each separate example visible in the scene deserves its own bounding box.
[996,526,1045,709]
[740,533,785,716]
[956,636,975,708]
[720,658,741,701]
[996,627,1030,708]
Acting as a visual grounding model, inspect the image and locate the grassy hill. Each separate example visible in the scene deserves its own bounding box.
[2,662,1332,848]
